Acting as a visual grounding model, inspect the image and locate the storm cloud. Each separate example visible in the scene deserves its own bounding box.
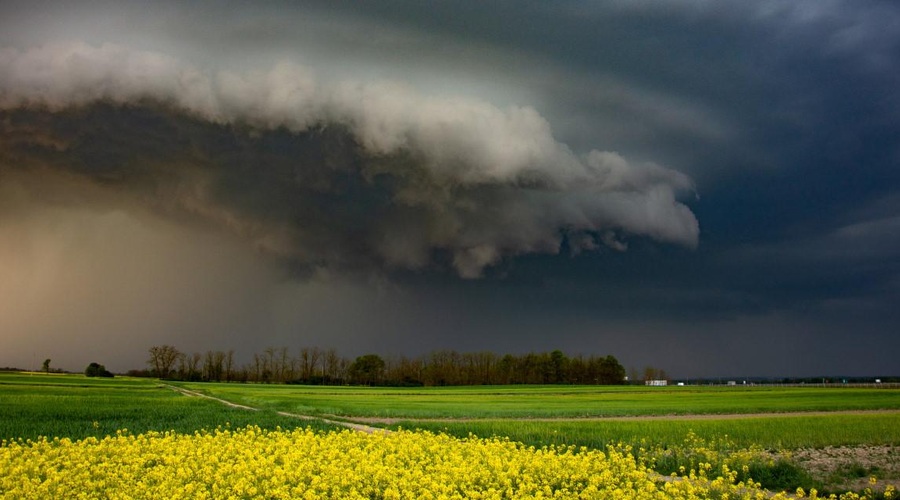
[1,42,697,278]
[1,1,899,378]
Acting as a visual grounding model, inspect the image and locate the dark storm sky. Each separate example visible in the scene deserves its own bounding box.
[1,1,898,377]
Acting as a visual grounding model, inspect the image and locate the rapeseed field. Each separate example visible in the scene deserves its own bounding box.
[4,426,888,499]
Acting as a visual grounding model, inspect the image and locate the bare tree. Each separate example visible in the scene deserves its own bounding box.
[261,347,276,383]
[278,346,292,382]
[252,353,263,382]
[147,345,182,379]
[223,350,234,382]
[177,352,202,381]
[309,347,321,379]
[337,356,350,383]
[298,346,322,381]
[203,351,226,382]
[323,348,341,383]
[299,347,313,381]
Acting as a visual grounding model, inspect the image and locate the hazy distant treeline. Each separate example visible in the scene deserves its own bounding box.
[139,346,627,386]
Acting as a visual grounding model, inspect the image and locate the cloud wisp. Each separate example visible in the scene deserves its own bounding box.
[1,42,698,279]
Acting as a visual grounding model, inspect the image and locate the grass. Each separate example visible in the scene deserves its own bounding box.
[5,373,900,496]
[0,373,341,442]
[170,380,900,495]
[7,374,899,448]
[390,413,900,451]
[173,382,900,419]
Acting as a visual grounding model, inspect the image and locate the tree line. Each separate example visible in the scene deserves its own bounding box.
[141,346,627,386]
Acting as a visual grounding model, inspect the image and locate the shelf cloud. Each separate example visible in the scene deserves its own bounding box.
[1,42,698,279]
[2,1,898,378]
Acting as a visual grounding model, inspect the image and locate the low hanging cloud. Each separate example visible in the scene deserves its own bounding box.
[0,42,699,278]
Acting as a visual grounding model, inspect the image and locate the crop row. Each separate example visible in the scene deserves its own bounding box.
[399,413,900,451]
[177,381,900,418]
[0,380,339,442]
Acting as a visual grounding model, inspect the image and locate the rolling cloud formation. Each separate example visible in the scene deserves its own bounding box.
[1,42,698,278]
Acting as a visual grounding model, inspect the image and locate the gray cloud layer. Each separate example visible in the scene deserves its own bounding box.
[1,42,698,278]
[3,1,898,377]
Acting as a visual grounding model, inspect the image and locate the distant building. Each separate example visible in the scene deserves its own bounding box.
[645,379,668,386]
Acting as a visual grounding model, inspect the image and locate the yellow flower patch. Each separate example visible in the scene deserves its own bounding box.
[0,427,809,499]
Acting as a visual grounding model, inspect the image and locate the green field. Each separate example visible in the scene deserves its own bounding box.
[4,372,900,495]
[0,373,339,442]
[395,413,900,450]
[173,381,900,419]
[170,380,900,456]
[5,373,899,448]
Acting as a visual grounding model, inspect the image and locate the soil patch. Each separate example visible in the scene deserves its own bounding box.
[787,445,900,494]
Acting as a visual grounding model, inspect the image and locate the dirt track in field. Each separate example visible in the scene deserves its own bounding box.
[342,408,900,425]
[164,384,258,411]
[162,384,388,433]
[164,382,899,433]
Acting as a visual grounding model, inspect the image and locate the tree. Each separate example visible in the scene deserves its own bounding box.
[299,346,321,381]
[597,355,626,385]
[423,350,459,386]
[548,350,568,384]
[177,352,202,381]
[223,350,235,382]
[85,362,113,378]
[642,366,668,383]
[148,345,182,379]
[349,354,385,386]
[323,348,342,383]
[42,359,51,374]
[134,345,632,386]
[260,347,278,383]
[203,351,226,382]
[278,346,293,382]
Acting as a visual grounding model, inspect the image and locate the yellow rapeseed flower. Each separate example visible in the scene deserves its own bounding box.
[0,426,852,499]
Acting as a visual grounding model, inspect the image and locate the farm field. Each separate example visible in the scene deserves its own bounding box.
[3,372,900,498]
[173,379,900,495]
[394,413,900,451]
[173,381,900,419]
[0,372,340,442]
